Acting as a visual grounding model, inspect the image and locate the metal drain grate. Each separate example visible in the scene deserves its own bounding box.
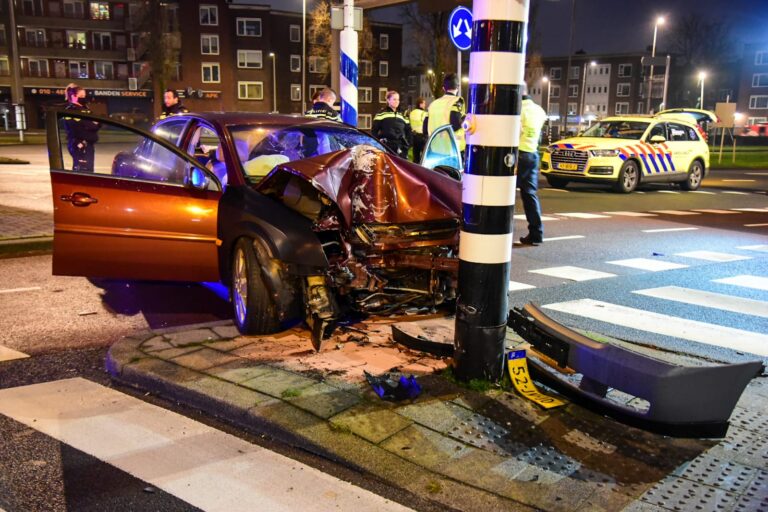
[674,455,756,494]
[446,413,527,456]
[516,444,581,476]
[640,475,740,512]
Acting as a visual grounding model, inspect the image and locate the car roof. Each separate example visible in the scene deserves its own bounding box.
[599,115,697,128]
[163,112,345,130]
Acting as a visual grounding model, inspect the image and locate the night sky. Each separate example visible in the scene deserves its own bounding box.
[265,0,768,58]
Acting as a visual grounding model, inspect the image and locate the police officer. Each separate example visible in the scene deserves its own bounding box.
[423,73,466,155]
[305,88,341,122]
[63,85,100,173]
[408,97,428,163]
[372,90,411,157]
[517,83,548,246]
[160,89,189,120]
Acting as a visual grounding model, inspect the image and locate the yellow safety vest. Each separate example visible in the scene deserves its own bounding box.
[427,93,466,151]
[519,98,547,154]
[409,108,427,135]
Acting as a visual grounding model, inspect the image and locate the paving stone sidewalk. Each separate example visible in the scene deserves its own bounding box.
[106,318,768,512]
[0,205,52,240]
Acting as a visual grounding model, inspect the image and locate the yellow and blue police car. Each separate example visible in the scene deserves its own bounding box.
[541,110,715,193]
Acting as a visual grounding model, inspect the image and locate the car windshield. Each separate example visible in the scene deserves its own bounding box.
[581,120,650,140]
[228,124,387,181]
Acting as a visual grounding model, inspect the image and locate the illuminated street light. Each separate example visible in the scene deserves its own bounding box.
[269,52,277,113]
[698,71,707,108]
[647,15,666,113]
[462,76,469,83]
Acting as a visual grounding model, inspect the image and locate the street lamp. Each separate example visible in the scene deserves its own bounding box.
[542,76,552,144]
[269,52,277,113]
[698,70,707,109]
[579,61,596,130]
[647,16,665,113]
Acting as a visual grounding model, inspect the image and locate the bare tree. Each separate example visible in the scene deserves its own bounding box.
[400,4,455,99]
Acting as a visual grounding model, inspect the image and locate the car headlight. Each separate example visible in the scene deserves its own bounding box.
[590,149,620,157]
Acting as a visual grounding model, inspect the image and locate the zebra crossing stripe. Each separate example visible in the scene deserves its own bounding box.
[713,275,768,292]
[745,223,768,227]
[514,214,559,221]
[675,251,752,262]
[656,190,681,194]
[603,211,657,217]
[557,212,611,219]
[0,345,29,362]
[529,266,616,281]
[690,190,716,195]
[543,299,768,357]
[737,245,768,252]
[650,210,701,216]
[543,235,585,242]
[508,281,536,292]
[643,227,698,233]
[691,209,740,214]
[607,258,688,272]
[0,379,412,512]
[633,286,768,319]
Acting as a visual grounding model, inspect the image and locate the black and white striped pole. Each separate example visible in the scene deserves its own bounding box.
[454,0,530,381]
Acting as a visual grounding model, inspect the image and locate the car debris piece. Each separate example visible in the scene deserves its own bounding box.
[364,371,422,401]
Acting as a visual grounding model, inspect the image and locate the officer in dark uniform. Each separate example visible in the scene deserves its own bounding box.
[304,88,341,122]
[372,90,412,157]
[63,85,100,173]
[159,89,189,120]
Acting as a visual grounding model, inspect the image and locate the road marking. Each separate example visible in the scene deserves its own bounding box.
[508,281,536,292]
[675,250,752,262]
[543,299,768,357]
[0,345,29,362]
[650,210,700,216]
[543,188,570,193]
[0,379,412,512]
[722,179,756,182]
[738,245,768,252]
[656,190,680,194]
[514,214,559,222]
[602,211,657,217]
[731,208,768,212]
[633,286,768,319]
[722,191,751,195]
[642,227,699,233]
[607,258,688,272]
[745,172,768,176]
[745,223,768,227]
[714,275,768,292]
[690,190,716,195]
[529,266,616,281]
[543,235,585,242]
[0,286,42,294]
[691,209,740,214]
[556,213,611,219]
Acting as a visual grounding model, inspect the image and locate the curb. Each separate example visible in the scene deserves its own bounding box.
[0,236,53,258]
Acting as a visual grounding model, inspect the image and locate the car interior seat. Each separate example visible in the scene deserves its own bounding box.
[209,146,228,188]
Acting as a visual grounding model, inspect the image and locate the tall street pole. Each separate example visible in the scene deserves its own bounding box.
[562,0,576,135]
[699,71,706,109]
[8,0,25,142]
[646,17,664,114]
[302,0,307,112]
[454,0,530,381]
[339,0,358,126]
[269,52,277,112]
[543,76,551,144]
[661,54,671,110]
[578,61,594,130]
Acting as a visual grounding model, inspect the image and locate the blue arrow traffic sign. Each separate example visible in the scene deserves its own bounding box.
[448,6,472,51]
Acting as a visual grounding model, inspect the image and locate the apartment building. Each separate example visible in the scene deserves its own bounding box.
[737,42,768,125]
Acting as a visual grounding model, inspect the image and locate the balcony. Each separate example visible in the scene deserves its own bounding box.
[19,42,125,61]
[16,14,125,31]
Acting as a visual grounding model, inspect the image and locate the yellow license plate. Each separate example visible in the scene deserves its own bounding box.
[556,162,578,171]
[507,350,566,409]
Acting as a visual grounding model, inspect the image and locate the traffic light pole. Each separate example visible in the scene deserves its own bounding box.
[454,0,530,381]
[339,0,358,126]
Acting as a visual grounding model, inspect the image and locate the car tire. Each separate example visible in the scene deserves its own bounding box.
[231,238,281,335]
[546,176,569,189]
[614,160,640,193]
[679,160,704,191]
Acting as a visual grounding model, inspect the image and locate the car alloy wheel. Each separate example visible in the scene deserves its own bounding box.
[614,160,639,193]
[230,238,282,335]
[233,246,249,327]
[680,160,703,191]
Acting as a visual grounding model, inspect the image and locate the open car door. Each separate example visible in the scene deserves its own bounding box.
[46,109,222,282]
[421,125,462,179]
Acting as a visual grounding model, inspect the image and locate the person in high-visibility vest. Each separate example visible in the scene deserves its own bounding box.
[408,97,427,163]
[517,83,548,246]
[423,73,466,153]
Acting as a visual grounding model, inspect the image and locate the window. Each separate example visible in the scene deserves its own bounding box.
[0,58,9,76]
[637,101,645,114]
[237,50,262,69]
[567,102,577,115]
[63,0,85,17]
[752,74,768,88]
[238,81,263,100]
[0,25,5,46]
[617,83,630,97]
[379,61,389,77]
[748,116,767,125]
[94,61,113,79]
[548,103,559,115]
[749,95,768,109]
[67,30,87,49]
[309,84,324,99]
[615,102,629,114]
[667,123,691,142]
[618,64,632,78]
[201,63,220,83]
[550,85,560,98]
[309,56,328,74]
[290,24,300,42]
[290,55,301,72]
[236,18,262,37]
[755,51,768,66]
[360,87,372,103]
[69,60,88,79]
[360,60,372,77]
[25,29,46,47]
[117,63,128,80]
[379,33,389,50]
[549,67,562,80]
[568,84,578,97]
[408,75,416,87]
[200,5,218,25]
[93,32,112,50]
[358,114,372,130]
[201,34,219,55]
[378,87,388,103]
[90,2,109,20]
[22,0,44,15]
[290,84,301,102]
[27,59,48,77]
[569,66,579,80]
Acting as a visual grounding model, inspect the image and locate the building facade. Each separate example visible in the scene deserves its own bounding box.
[737,42,768,126]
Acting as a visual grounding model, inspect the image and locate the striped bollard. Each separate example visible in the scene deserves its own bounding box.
[454,0,530,381]
[339,0,358,126]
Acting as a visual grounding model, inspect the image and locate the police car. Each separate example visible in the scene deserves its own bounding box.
[541,110,715,193]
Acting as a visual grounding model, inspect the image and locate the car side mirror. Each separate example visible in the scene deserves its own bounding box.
[186,166,210,191]
[650,135,666,143]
